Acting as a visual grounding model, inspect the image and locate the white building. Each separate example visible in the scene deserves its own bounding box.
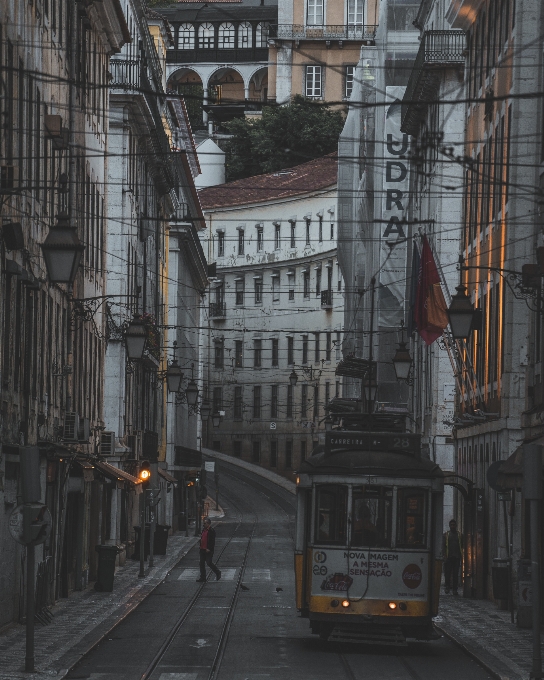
[198,155,343,476]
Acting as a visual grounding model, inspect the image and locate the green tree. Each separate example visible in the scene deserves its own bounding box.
[224,96,344,181]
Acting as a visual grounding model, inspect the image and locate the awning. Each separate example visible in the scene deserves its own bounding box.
[158,468,178,484]
[92,460,142,486]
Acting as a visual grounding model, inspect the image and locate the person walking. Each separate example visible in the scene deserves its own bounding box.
[197,518,221,582]
[443,519,463,595]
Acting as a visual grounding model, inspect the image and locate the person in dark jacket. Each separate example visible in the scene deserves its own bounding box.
[442,519,463,594]
[197,518,221,582]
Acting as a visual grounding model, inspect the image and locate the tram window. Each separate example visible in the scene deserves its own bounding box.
[397,489,427,547]
[315,485,347,544]
[351,487,392,548]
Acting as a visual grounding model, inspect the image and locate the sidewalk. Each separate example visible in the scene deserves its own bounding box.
[0,533,198,680]
[436,594,542,680]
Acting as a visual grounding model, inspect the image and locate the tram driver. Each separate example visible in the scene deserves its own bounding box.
[352,503,380,547]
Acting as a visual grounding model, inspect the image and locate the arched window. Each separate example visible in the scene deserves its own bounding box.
[218,22,235,48]
[256,22,269,47]
[177,23,195,49]
[238,21,252,48]
[198,23,215,49]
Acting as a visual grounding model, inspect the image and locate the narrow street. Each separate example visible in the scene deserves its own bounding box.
[65,462,491,680]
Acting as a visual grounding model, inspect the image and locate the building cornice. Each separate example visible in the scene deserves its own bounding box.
[216,247,337,275]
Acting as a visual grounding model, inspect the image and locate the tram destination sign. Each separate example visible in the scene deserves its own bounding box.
[325,432,421,456]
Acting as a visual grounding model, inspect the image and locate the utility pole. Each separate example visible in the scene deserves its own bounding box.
[524,443,542,680]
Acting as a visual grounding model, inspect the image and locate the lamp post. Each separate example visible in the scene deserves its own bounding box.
[447,285,477,340]
[186,378,199,407]
[125,315,147,360]
[166,342,183,393]
[200,399,211,420]
[289,369,298,387]
[212,412,223,428]
[40,212,85,284]
[392,341,413,383]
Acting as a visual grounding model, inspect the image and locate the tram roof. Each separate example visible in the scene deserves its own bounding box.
[299,448,442,479]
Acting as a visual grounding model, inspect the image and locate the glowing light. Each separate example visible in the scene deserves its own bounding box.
[342,600,350,608]
[388,602,397,610]
[139,469,151,481]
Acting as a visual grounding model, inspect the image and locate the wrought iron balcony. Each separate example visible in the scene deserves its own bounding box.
[321,289,333,309]
[110,59,142,90]
[209,302,227,319]
[268,24,377,42]
[401,30,465,137]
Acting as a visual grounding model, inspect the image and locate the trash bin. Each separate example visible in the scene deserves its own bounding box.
[153,525,171,555]
[94,545,120,592]
[492,557,510,600]
[132,524,150,560]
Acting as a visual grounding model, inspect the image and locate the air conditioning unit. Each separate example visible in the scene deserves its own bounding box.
[62,412,80,442]
[78,417,91,443]
[126,431,143,459]
[1,165,20,191]
[99,431,116,457]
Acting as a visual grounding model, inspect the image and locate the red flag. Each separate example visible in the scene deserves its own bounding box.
[414,235,448,345]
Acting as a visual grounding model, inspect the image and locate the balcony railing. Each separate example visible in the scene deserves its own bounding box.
[209,302,226,319]
[110,59,141,90]
[269,24,377,41]
[401,30,466,136]
[321,289,333,308]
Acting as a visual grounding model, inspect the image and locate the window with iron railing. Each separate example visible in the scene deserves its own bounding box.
[272,338,279,366]
[272,274,280,302]
[214,340,224,369]
[314,332,320,362]
[235,278,244,305]
[271,384,278,418]
[302,335,308,364]
[287,336,294,365]
[254,339,262,367]
[326,332,332,361]
[254,277,263,304]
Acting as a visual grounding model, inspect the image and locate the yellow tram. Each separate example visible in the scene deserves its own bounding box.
[294,431,444,644]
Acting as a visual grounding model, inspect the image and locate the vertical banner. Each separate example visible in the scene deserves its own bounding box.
[378,86,410,328]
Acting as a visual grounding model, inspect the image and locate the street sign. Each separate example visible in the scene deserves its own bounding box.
[270,422,276,430]
[9,504,52,546]
[205,461,215,472]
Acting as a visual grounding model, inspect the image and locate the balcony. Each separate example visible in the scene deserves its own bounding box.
[209,302,227,319]
[321,289,333,309]
[401,30,465,137]
[110,59,141,90]
[269,24,377,42]
[167,47,269,65]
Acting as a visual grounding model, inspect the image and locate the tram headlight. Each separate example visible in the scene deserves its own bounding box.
[341,600,350,608]
[388,602,397,610]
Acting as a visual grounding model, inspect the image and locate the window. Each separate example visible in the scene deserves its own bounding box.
[234,386,243,418]
[213,386,222,413]
[235,278,244,305]
[252,440,261,463]
[218,22,235,48]
[253,386,261,417]
[271,385,278,418]
[290,220,296,247]
[274,223,281,249]
[326,332,331,361]
[287,385,294,417]
[305,218,311,245]
[345,65,355,98]
[330,222,334,240]
[254,277,263,304]
[325,382,330,406]
[178,23,195,49]
[287,336,294,365]
[397,489,427,547]
[318,215,323,242]
[307,0,324,25]
[271,338,279,366]
[256,225,264,251]
[313,384,319,419]
[301,384,308,417]
[348,0,364,24]
[315,267,321,296]
[233,440,242,457]
[301,440,307,461]
[198,22,215,48]
[217,231,225,257]
[238,21,252,48]
[256,22,269,47]
[305,65,322,99]
[315,485,348,544]
[214,340,224,368]
[302,335,308,364]
[254,339,262,367]
[285,440,293,469]
[235,340,243,367]
[270,441,277,467]
[238,228,245,255]
[303,271,310,298]
[314,332,320,362]
[351,487,393,548]
[272,274,280,302]
[288,273,295,300]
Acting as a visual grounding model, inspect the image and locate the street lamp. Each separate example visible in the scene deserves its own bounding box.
[166,341,183,393]
[447,285,477,340]
[125,315,147,360]
[324,414,333,432]
[200,399,212,420]
[186,378,199,407]
[289,369,298,387]
[40,212,85,284]
[392,341,412,382]
[212,412,222,428]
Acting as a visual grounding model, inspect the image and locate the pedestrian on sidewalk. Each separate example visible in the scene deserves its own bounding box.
[442,519,463,595]
[197,518,221,582]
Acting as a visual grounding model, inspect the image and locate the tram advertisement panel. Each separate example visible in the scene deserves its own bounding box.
[311,548,428,600]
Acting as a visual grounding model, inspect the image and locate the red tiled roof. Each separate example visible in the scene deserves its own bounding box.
[198,154,338,209]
